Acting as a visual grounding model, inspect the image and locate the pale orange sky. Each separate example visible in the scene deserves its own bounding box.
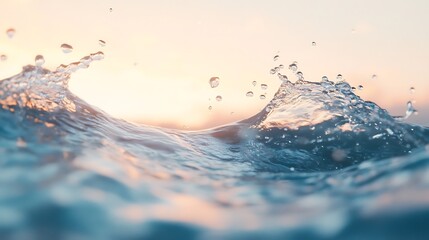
[0,0,428,129]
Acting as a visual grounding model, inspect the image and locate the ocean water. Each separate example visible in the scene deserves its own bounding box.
[0,52,429,240]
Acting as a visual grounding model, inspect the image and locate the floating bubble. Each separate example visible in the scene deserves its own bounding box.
[288,63,298,72]
[261,84,268,90]
[260,95,266,100]
[336,74,343,81]
[252,81,257,86]
[312,41,317,46]
[99,40,106,47]
[273,55,279,61]
[6,28,15,38]
[371,74,377,80]
[61,43,73,53]
[216,96,222,101]
[35,55,45,66]
[410,87,415,94]
[209,77,219,88]
[0,55,7,61]
[246,91,254,97]
[358,85,363,90]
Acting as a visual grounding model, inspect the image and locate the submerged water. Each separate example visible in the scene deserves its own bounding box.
[1,53,429,240]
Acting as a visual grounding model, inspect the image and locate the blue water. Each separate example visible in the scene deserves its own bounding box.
[1,53,429,240]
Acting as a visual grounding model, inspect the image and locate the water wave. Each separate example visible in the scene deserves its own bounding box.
[0,53,428,239]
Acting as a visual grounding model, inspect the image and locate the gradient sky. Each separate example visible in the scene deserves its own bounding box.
[1,0,428,129]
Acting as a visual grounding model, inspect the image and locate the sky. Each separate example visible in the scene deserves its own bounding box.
[0,0,428,129]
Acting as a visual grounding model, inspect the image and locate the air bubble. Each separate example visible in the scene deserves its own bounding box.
[6,28,15,38]
[261,84,268,90]
[35,55,45,66]
[61,43,73,53]
[216,96,222,101]
[209,77,219,88]
[246,91,254,97]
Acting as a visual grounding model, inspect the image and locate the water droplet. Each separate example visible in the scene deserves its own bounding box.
[336,74,343,81]
[0,55,7,61]
[312,41,317,46]
[288,63,298,72]
[296,71,304,80]
[216,96,222,101]
[252,81,257,86]
[322,76,328,81]
[273,55,279,61]
[371,74,377,80]
[405,101,417,119]
[277,73,288,82]
[260,95,266,100]
[35,55,45,66]
[358,85,363,90]
[246,91,254,97]
[265,105,273,112]
[279,64,284,69]
[6,28,15,38]
[90,51,105,60]
[261,84,268,90]
[209,77,220,88]
[61,43,73,53]
[109,8,113,12]
[208,106,212,110]
[410,87,415,94]
[270,68,277,74]
[99,40,106,47]
[290,167,295,171]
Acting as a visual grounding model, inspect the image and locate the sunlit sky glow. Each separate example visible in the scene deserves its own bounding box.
[1,0,428,129]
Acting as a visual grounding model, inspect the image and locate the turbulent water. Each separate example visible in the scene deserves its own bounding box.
[1,53,429,240]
